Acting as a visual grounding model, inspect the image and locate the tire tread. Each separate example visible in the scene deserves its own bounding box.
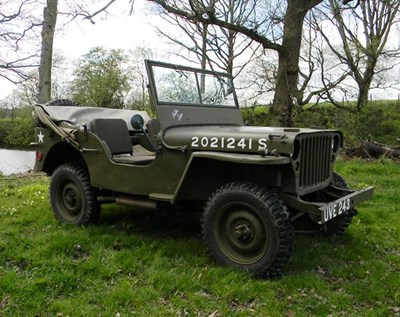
[50,163,100,225]
[202,181,294,277]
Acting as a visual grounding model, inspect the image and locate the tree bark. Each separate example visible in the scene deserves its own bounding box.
[38,0,58,104]
[200,23,208,92]
[270,0,322,127]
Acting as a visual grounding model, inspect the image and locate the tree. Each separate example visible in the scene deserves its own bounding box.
[0,0,43,84]
[312,0,400,112]
[125,46,154,111]
[1,0,122,102]
[270,0,322,127]
[154,0,259,78]
[38,0,58,104]
[147,0,370,127]
[146,0,319,126]
[69,47,130,109]
[36,0,121,103]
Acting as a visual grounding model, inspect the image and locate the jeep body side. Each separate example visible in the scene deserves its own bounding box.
[32,60,373,276]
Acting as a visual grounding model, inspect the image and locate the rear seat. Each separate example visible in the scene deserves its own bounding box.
[90,118,155,165]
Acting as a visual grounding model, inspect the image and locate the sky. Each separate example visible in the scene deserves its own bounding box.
[0,0,175,99]
[55,1,162,59]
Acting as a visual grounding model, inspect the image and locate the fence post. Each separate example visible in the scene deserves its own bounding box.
[398,94,400,110]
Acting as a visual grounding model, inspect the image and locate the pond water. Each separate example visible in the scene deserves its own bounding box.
[0,148,36,176]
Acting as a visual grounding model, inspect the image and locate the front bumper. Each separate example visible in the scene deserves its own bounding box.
[281,186,374,224]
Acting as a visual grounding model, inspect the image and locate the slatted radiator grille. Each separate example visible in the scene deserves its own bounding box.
[298,134,332,191]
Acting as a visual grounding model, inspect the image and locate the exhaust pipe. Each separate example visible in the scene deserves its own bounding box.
[115,196,158,209]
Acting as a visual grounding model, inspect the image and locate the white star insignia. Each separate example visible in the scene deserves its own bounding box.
[38,131,45,143]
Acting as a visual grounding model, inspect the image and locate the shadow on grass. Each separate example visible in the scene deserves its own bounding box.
[99,204,203,240]
[85,204,373,276]
[286,231,370,276]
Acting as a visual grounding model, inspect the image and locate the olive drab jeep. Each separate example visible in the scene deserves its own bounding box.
[32,60,374,277]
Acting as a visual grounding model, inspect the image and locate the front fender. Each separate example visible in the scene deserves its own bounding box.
[171,151,291,204]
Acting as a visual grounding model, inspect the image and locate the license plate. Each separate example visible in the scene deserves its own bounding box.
[320,197,352,223]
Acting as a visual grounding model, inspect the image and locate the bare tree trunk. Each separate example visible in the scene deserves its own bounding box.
[200,23,208,92]
[270,0,322,127]
[38,0,58,104]
[226,0,234,76]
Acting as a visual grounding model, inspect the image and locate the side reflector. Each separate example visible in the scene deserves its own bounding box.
[36,151,43,161]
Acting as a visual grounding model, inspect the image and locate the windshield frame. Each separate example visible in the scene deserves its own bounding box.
[145,60,239,109]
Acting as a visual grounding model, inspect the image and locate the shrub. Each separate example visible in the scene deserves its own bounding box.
[0,107,35,148]
[241,101,400,146]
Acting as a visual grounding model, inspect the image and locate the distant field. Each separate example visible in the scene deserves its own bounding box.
[0,159,399,316]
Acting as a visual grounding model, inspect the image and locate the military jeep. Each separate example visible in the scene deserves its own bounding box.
[32,60,373,277]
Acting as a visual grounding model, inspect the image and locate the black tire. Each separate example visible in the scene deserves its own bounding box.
[46,99,79,107]
[50,163,100,225]
[324,173,356,236]
[202,182,295,277]
[293,172,355,236]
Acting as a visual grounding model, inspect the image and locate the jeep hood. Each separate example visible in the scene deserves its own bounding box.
[163,125,340,156]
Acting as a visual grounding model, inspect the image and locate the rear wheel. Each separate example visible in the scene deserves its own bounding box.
[202,182,294,277]
[50,164,100,225]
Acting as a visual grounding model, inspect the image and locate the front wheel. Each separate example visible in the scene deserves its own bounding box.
[202,182,294,277]
[50,164,100,225]
[323,173,356,235]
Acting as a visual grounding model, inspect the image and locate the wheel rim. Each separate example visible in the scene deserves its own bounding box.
[56,179,83,222]
[215,203,268,265]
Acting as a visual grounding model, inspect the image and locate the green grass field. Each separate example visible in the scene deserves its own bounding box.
[0,159,399,317]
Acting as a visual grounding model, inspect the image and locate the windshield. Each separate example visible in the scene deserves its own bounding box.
[151,63,237,107]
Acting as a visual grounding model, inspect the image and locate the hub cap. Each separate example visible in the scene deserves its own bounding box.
[57,180,83,221]
[216,204,268,265]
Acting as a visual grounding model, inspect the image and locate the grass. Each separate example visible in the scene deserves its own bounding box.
[0,160,399,317]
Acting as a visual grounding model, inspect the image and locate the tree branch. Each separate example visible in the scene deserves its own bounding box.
[82,0,117,24]
[148,0,284,53]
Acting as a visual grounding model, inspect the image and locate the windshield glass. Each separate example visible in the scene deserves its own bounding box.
[152,64,236,107]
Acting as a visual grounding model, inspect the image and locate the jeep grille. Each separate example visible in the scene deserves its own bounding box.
[294,132,340,195]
